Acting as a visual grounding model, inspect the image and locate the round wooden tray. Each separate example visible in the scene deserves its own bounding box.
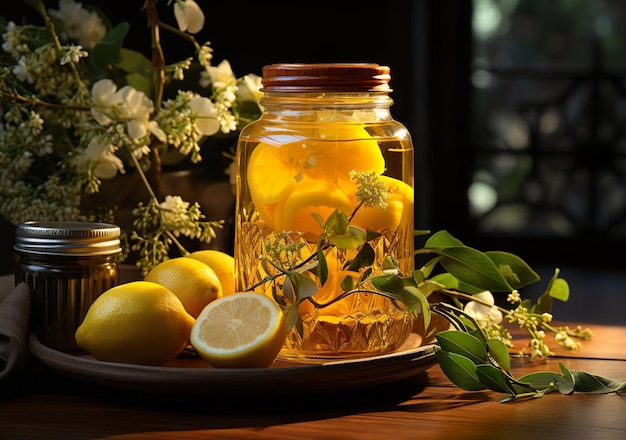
[28,334,438,397]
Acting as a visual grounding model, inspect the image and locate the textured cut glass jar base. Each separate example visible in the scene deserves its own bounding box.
[277,293,414,364]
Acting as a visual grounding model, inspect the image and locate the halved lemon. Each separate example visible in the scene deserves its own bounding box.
[190,293,286,368]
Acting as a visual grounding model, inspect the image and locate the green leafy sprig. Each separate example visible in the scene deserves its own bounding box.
[433,303,626,402]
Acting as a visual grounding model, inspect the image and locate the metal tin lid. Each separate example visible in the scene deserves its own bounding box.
[260,63,392,92]
[14,221,122,256]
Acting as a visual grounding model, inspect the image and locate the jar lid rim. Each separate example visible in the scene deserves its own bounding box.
[260,63,392,92]
[14,221,121,256]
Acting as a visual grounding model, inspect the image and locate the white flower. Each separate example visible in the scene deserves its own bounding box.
[60,45,88,65]
[12,57,35,84]
[2,21,23,59]
[464,291,503,324]
[237,74,263,102]
[173,0,205,34]
[49,0,106,49]
[73,138,125,179]
[198,42,213,68]
[114,86,156,139]
[158,195,190,228]
[90,79,121,125]
[188,96,220,136]
[90,80,166,142]
[202,59,237,89]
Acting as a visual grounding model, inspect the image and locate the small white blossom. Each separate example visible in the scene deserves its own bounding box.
[464,291,503,325]
[91,79,122,125]
[188,96,220,136]
[90,80,165,142]
[202,59,237,89]
[159,195,191,229]
[73,137,125,179]
[49,0,106,49]
[198,42,213,68]
[12,57,35,84]
[2,21,25,59]
[60,45,88,65]
[114,86,157,139]
[237,74,263,102]
[173,0,205,34]
[507,290,521,304]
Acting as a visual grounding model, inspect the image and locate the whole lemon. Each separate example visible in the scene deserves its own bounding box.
[144,257,222,318]
[188,250,236,296]
[75,281,195,366]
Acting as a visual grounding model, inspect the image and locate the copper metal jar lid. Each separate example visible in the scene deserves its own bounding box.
[14,221,122,256]
[260,63,392,92]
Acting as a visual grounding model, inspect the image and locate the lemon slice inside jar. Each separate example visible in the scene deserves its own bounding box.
[247,125,385,208]
[350,175,414,233]
[273,179,355,241]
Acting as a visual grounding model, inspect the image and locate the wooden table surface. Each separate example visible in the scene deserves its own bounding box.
[1,323,625,440]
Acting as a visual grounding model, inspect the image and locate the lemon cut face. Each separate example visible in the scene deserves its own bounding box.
[190,293,286,368]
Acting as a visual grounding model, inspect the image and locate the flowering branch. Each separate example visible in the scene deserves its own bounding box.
[0,0,262,274]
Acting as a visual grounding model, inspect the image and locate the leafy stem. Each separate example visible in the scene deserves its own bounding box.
[433,304,625,402]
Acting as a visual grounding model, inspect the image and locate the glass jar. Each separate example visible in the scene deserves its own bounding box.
[234,63,415,362]
[14,221,121,352]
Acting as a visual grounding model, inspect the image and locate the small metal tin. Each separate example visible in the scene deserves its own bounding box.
[14,221,121,352]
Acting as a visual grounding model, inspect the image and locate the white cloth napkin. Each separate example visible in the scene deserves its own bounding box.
[0,280,31,381]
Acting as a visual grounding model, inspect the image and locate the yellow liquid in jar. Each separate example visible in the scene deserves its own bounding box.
[235,123,414,359]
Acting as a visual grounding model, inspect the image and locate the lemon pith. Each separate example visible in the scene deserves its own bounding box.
[190,293,286,368]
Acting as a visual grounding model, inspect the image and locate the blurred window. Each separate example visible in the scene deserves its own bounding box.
[469,0,626,267]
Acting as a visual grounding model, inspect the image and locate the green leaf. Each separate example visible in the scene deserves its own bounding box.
[549,277,570,302]
[124,72,153,98]
[283,304,300,332]
[418,279,446,297]
[419,256,441,278]
[287,271,318,301]
[485,251,540,289]
[344,242,375,272]
[435,350,486,391]
[339,273,355,292]
[370,274,405,294]
[438,247,513,292]
[476,364,516,394]
[436,330,489,364]
[329,225,367,250]
[405,286,432,328]
[90,23,130,71]
[487,338,511,372]
[517,371,561,388]
[117,47,152,74]
[424,230,465,248]
[555,362,575,394]
[324,210,349,235]
[311,212,325,229]
[411,269,425,285]
[430,272,485,294]
[570,370,626,393]
[316,243,328,285]
[24,0,47,17]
